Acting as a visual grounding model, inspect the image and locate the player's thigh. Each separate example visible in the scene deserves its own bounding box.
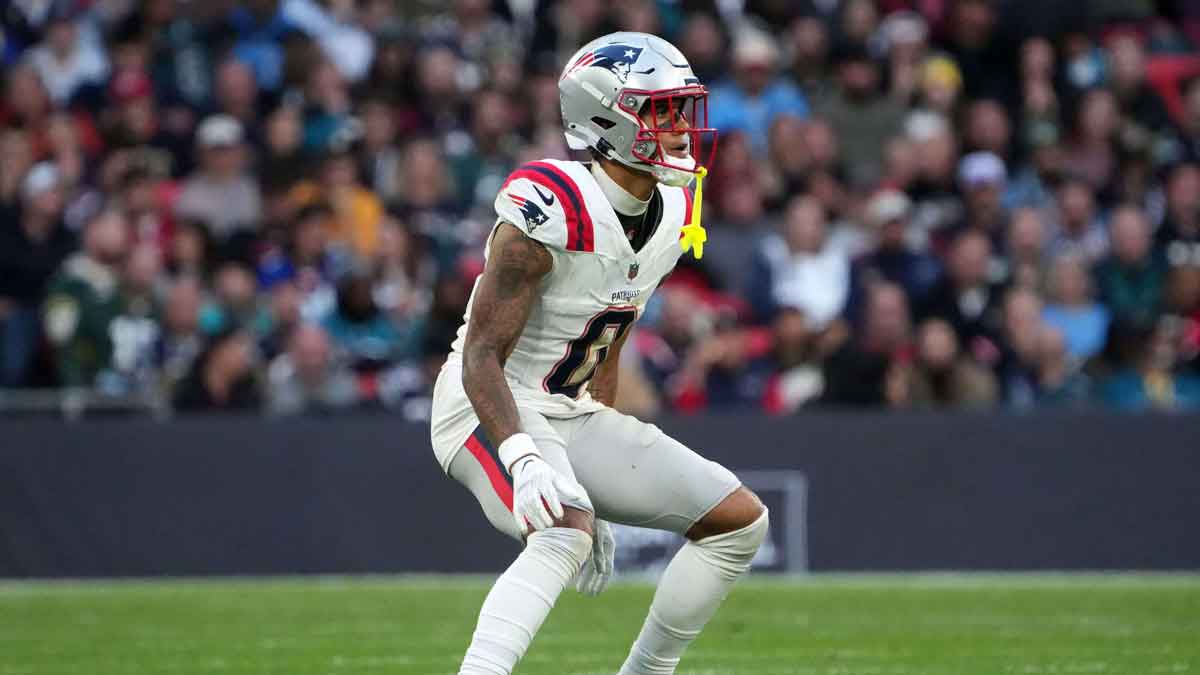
[446,408,594,542]
[562,408,741,535]
[447,443,523,541]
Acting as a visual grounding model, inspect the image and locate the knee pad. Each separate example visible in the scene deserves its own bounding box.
[526,527,593,578]
[692,508,769,580]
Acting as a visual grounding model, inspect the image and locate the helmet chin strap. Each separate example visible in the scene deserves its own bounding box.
[652,154,697,187]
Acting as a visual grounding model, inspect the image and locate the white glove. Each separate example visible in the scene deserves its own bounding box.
[503,434,585,535]
[576,518,615,596]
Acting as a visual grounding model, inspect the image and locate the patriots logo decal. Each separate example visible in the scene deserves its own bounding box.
[566,45,646,83]
[508,193,550,231]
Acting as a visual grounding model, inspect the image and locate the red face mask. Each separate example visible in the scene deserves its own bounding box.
[618,86,718,175]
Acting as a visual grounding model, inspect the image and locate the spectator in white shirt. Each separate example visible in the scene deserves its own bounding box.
[24,7,108,106]
[747,195,850,327]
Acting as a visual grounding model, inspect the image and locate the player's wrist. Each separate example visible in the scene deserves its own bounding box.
[499,432,540,474]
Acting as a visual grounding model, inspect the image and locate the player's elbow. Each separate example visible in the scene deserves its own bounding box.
[461,340,499,387]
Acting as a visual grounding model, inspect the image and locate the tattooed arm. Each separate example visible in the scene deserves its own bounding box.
[461,222,554,453]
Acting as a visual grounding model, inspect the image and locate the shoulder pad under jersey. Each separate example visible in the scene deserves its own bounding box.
[495,160,595,253]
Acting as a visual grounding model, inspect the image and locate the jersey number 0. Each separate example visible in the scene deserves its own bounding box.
[543,307,638,399]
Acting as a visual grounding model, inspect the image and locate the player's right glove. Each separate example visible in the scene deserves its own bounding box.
[502,433,585,535]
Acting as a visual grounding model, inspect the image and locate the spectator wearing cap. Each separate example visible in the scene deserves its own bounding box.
[23,4,108,107]
[746,195,850,327]
[0,163,76,386]
[708,27,809,157]
[916,54,963,116]
[945,151,1010,260]
[817,41,905,186]
[1041,253,1111,362]
[1095,204,1166,325]
[1046,175,1109,265]
[266,323,358,416]
[847,189,942,319]
[174,114,263,244]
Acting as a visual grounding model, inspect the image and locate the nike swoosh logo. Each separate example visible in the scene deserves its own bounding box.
[532,184,555,206]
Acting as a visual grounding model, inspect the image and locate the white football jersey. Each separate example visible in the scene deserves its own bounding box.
[431,159,692,470]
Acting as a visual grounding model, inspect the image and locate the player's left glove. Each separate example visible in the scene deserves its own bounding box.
[576,518,615,596]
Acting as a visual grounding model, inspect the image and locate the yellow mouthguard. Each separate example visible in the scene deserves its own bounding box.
[679,166,708,260]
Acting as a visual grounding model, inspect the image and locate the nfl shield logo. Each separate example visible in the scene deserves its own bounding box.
[628,262,640,280]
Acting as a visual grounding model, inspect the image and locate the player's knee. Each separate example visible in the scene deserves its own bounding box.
[688,486,766,540]
[526,524,593,577]
[690,507,768,580]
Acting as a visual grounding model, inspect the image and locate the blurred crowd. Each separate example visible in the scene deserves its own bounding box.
[1,0,1200,417]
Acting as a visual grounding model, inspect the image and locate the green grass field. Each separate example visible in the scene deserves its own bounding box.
[2,574,1198,675]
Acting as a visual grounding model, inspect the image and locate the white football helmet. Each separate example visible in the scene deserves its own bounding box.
[558,32,717,187]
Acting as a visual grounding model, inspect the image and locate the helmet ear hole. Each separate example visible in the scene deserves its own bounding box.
[591,116,617,130]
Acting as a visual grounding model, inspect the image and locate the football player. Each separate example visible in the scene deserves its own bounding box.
[430,32,768,675]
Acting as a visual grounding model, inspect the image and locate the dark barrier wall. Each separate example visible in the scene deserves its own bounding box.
[1,411,1198,577]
